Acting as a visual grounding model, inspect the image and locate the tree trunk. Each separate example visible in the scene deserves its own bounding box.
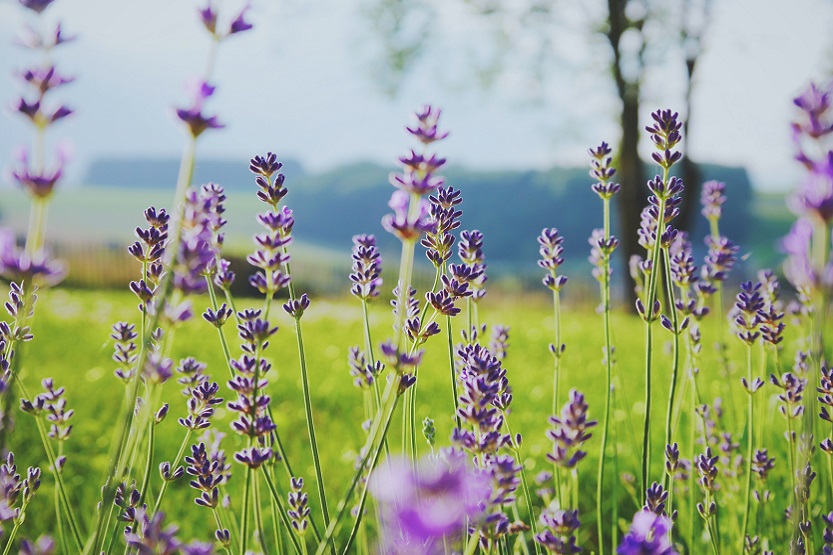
[677,57,701,234]
[616,90,645,310]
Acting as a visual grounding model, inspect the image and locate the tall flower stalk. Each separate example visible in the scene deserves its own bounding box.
[314,106,442,554]
[588,142,620,554]
[637,109,683,500]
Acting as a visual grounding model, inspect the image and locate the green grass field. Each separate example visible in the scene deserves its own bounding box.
[3,284,810,549]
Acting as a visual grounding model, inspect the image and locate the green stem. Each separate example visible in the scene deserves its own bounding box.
[741,345,754,551]
[240,467,253,555]
[261,468,305,554]
[151,428,193,516]
[447,315,461,430]
[1,521,22,555]
[641,177,668,502]
[503,416,539,554]
[293,315,331,532]
[597,196,614,555]
[662,247,681,495]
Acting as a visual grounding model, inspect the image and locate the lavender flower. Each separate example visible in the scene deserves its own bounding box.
[732,280,763,345]
[453,343,510,457]
[703,235,738,284]
[370,452,488,553]
[546,389,597,469]
[178,381,223,431]
[382,190,433,242]
[124,509,181,555]
[406,105,450,145]
[184,442,224,508]
[288,477,310,536]
[198,1,253,39]
[176,81,223,138]
[0,231,65,287]
[111,322,138,383]
[10,148,67,199]
[0,453,41,523]
[489,325,510,361]
[535,508,580,554]
[701,180,727,222]
[589,228,618,283]
[18,536,55,555]
[589,141,621,199]
[618,510,677,555]
[18,0,56,13]
[350,234,383,300]
[227,310,277,467]
[539,228,568,291]
[247,162,294,295]
[459,230,488,302]
[422,186,462,266]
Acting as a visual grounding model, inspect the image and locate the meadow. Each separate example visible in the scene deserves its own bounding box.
[4,283,817,551]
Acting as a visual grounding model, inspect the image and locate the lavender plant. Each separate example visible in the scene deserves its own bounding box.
[4,9,833,552]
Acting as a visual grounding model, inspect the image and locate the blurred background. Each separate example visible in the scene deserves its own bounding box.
[0,0,830,301]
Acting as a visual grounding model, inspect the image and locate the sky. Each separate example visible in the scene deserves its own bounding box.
[0,0,830,192]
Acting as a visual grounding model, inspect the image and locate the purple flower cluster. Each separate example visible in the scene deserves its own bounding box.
[184,442,226,509]
[288,477,310,536]
[535,508,580,554]
[422,186,462,267]
[370,452,488,553]
[350,235,383,300]
[111,322,138,383]
[124,509,181,555]
[589,142,621,199]
[538,228,568,291]
[589,228,618,284]
[198,1,253,39]
[731,280,763,345]
[383,105,448,242]
[459,230,488,302]
[618,510,677,555]
[702,235,738,285]
[0,283,34,402]
[247,154,294,296]
[19,378,73,441]
[10,4,74,200]
[453,344,510,457]
[173,185,226,295]
[176,80,224,139]
[546,390,597,469]
[701,181,726,222]
[0,232,65,287]
[128,207,170,312]
[0,452,41,523]
[227,309,277,468]
[757,269,785,345]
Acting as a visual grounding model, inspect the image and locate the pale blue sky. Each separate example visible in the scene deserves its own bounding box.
[0,0,829,191]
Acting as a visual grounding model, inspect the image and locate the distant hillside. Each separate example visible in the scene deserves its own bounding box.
[84,157,305,190]
[77,156,756,276]
[275,162,753,270]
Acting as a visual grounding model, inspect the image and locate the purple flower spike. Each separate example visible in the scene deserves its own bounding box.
[19,536,55,555]
[18,0,55,13]
[124,509,181,555]
[701,180,727,221]
[406,105,449,145]
[370,452,488,552]
[176,81,223,138]
[618,510,678,555]
[546,389,597,469]
[382,191,432,242]
[535,508,581,554]
[198,3,219,34]
[350,234,383,300]
[11,148,66,199]
[228,5,253,35]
